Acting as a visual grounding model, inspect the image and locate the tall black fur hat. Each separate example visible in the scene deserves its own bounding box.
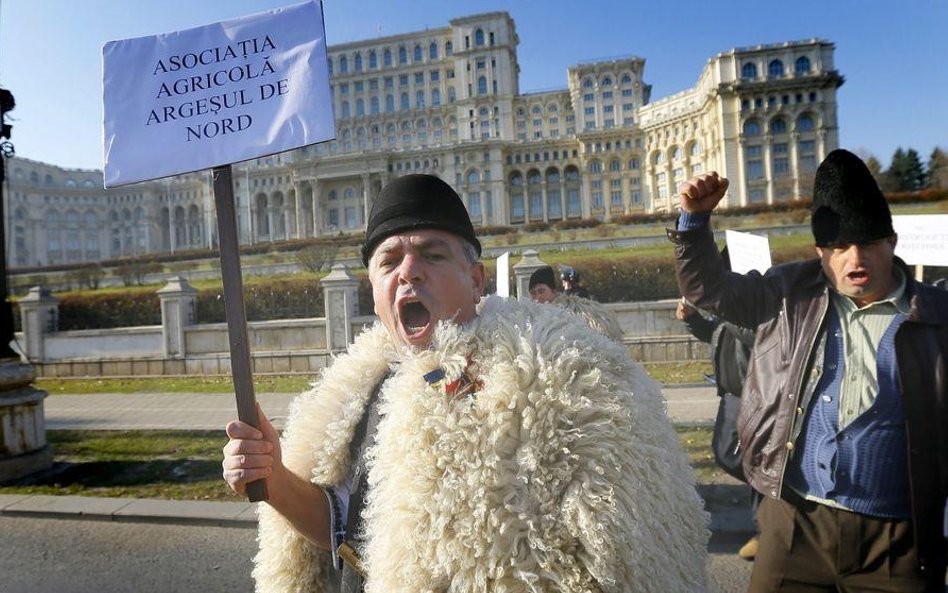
[361,174,481,265]
[811,149,893,247]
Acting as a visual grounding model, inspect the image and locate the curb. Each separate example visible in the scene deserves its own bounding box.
[0,494,256,528]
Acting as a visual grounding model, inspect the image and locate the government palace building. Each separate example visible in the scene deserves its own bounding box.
[5,12,842,268]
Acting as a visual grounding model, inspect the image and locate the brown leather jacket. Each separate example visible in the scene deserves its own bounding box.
[669,222,948,584]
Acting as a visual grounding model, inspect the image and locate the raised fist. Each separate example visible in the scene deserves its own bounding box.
[678,172,729,214]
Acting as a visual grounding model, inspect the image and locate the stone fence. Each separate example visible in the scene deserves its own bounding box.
[16,252,706,378]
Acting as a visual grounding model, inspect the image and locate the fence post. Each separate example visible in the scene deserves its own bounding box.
[157,276,198,359]
[512,250,549,300]
[321,264,360,352]
[17,286,58,362]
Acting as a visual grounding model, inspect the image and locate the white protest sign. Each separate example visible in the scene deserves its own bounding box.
[892,215,948,266]
[725,229,772,274]
[496,253,510,298]
[103,1,334,187]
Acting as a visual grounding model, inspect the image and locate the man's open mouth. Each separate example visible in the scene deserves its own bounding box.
[847,270,870,286]
[399,299,432,336]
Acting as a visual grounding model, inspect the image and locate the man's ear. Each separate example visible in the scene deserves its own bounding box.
[471,262,486,298]
[888,234,898,249]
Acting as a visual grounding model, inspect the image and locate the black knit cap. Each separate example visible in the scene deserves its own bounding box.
[811,149,894,247]
[361,174,481,265]
[529,266,556,291]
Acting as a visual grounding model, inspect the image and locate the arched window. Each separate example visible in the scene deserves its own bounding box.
[385,95,395,112]
[583,77,594,88]
[672,147,682,162]
[339,55,348,73]
[741,62,757,79]
[431,88,441,106]
[475,29,485,46]
[531,105,542,115]
[46,210,61,225]
[369,51,377,69]
[621,74,632,84]
[655,151,665,165]
[371,96,379,114]
[383,48,392,67]
[398,47,407,64]
[743,119,762,136]
[477,76,488,95]
[413,45,422,62]
[588,160,602,174]
[415,90,425,108]
[445,41,453,56]
[547,103,558,112]
[527,170,541,185]
[768,59,784,78]
[66,209,80,224]
[400,93,410,110]
[356,98,365,116]
[344,187,355,199]
[610,159,621,172]
[509,171,524,186]
[770,118,787,134]
[797,114,815,131]
[84,211,97,226]
[429,42,438,60]
[601,76,612,87]
[795,56,811,75]
[546,167,562,219]
[342,101,350,118]
[467,170,480,184]
[354,53,363,72]
[565,166,580,181]
[690,142,701,156]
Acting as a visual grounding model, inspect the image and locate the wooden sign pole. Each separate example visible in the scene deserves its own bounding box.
[212,164,267,502]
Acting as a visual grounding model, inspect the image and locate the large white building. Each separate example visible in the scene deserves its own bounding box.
[5,11,842,268]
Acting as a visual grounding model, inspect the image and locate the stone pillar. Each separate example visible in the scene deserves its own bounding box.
[17,287,58,363]
[512,249,549,300]
[321,264,360,352]
[0,361,53,482]
[157,276,198,359]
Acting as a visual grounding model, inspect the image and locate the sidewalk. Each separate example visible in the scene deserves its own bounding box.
[2,384,753,533]
[41,384,719,430]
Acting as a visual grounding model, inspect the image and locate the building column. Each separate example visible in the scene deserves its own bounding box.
[361,173,371,230]
[764,134,774,204]
[17,287,58,362]
[790,132,801,200]
[321,264,360,352]
[512,250,548,300]
[311,180,321,237]
[156,276,197,359]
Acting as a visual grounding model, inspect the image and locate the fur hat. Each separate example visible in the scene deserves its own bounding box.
[361,174,481,265]
[811,149,893,247]
[529,266,556,291]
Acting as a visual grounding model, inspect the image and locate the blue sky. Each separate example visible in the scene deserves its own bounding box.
[1,0,944,171]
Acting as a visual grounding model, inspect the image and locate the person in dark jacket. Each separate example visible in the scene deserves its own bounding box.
[559,265,590,298]
[677,261,760,560]
[669,149,948,592]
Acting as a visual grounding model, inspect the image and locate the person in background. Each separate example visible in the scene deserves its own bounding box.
[560,265,590,298]
[530,265,624,341]
[670,150,948,593]
[676,283,761,561]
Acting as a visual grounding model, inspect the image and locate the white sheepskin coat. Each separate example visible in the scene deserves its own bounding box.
[254,295,708,593]
[552,294,625,343]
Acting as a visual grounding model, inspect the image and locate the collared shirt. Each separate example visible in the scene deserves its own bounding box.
[829,267,910,428]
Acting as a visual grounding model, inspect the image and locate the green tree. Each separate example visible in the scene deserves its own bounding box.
[926,147,947,189]
[883,147,926,192]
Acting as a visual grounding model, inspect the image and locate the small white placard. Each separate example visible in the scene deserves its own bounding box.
[103,1,334,187]
[725,229,772,275]
[892,214,948,266]
[495,252,510,298]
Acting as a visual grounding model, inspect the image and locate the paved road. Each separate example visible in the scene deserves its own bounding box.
[0,515,752,593]
[43,384,719,430]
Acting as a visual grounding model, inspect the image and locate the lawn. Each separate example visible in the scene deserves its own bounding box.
[0,425,731,501]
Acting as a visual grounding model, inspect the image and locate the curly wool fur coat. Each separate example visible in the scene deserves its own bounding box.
[254,296,709,593]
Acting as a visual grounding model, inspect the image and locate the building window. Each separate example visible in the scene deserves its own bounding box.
[339,55,348,73]
[773,157,790,177]
[741,62,757,79]
[369,51,377,69]
[468,192,481,219]
[370,96,379,114]
[398,47,407,64]
[354,53,363,72]
[383,48,392,67]
[445,41,453,56]
[413,45,422,62]
[385,95,395,112]
[743,120,761,136]
[431,88,441,106]
[794,56,811,74]
[400,93,410,110]
[477,76,488,95]
[429,42,438,60]
[797,114,815,131]
[770,118,787,134]
[475,29,485,47]
[768,59,784,78]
